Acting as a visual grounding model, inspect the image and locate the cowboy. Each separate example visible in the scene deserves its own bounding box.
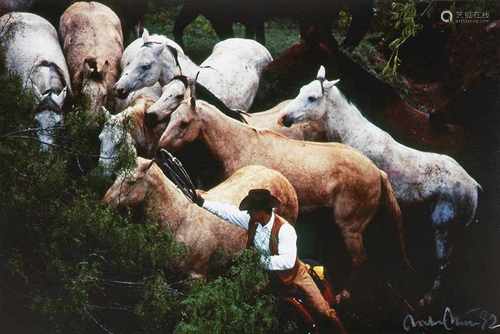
[196,188,347,333]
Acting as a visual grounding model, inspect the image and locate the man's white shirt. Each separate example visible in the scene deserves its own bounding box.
[202,200,297,271]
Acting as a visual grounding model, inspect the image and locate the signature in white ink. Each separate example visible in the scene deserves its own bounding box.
[403,307,500,332]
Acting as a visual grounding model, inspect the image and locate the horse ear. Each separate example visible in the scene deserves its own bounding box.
[323,79,340,90]
[60,86,68,99]
[152,42,166,57]
[317,65,326,81]
[101,60,110,74]
[33,84,43,101]
[187,81,197,110]
[52,87,67,108]
[101,106,112,121]
[84,58,97,77]
[142,28,150,43]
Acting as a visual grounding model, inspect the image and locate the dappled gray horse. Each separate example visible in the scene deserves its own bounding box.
[114,29,272,111]
[0,12,71,150]
[282,66,482,305]
[60,1,123,115]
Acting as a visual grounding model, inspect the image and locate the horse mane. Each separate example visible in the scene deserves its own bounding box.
[329,86,362,117]
[168,73,247,124]
[194,80,247,124]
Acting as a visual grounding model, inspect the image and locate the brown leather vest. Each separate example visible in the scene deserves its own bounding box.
[246,215,300,285]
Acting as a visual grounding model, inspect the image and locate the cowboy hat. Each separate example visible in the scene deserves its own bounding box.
[239,189,280,211]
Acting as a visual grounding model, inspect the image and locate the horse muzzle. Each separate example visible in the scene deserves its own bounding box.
[281,115,295,128]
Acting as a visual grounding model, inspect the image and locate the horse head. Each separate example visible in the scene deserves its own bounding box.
[33,86,67,151]
[98,107,137,175]
[81,57,110,114]
[282,65,339,127]
[145,75,189,128]
[158,82,201,152]
[114,29,179,99]
[103,157,156,208]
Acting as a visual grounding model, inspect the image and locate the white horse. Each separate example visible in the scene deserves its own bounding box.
[114,29,272,111]
[0,12,71,150]
[282,66,482,305]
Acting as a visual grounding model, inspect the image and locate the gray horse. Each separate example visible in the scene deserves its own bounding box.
[114,29,272,112]
[282,66,482,306]
[0,12,71,150]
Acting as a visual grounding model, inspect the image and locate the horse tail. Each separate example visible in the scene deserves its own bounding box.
[379,171,414,272]
[464,182,482,227]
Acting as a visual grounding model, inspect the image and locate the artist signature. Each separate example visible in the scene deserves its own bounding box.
[403,307,500,332]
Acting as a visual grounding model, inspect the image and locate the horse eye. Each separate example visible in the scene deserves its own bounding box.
[142,64,152,71]
[308,96,317,103]
[176,94,184,100]
[180,121,189,128]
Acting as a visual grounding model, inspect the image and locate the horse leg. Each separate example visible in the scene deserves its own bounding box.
[420,199,456,306]
[244,24,255,39]
[211,19,234,40]
[173,4,199,47]
[339,227,368,293]
[343,0,374,50]
[255,21,266,45]
[134,19,144,38]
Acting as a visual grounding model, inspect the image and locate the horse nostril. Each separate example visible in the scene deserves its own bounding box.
[115,88,127,99]
[144,112,158,128]
[282,116,292,128]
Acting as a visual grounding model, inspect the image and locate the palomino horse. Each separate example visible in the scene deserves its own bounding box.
[60,1,124,115]
[98,95,164,174]
[114,29,272,111]
[145,76,327,141]
[282,66,482,305]
[103,157,299,277]
[158,87,411,286]
[0,12,70,150]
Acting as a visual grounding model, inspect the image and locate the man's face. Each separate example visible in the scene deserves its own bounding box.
[249,209,272,225]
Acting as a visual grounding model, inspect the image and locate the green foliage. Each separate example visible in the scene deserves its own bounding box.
[175,250,277,334]
[382,0,422,80]
[0,44,185,333]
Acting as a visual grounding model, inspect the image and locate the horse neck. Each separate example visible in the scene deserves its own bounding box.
[324,91,371,144]
[198,103,254,172]
[144,169,194,230]
[178,53,200,79]
[145,167,245,249]
[159,50,199,84]
[128,99,160,156]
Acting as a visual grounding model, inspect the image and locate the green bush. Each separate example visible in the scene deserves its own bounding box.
[176,250,277,334]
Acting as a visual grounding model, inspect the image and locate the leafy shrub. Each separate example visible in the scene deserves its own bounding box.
[381,0,422,80]
[176,250,277,334]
